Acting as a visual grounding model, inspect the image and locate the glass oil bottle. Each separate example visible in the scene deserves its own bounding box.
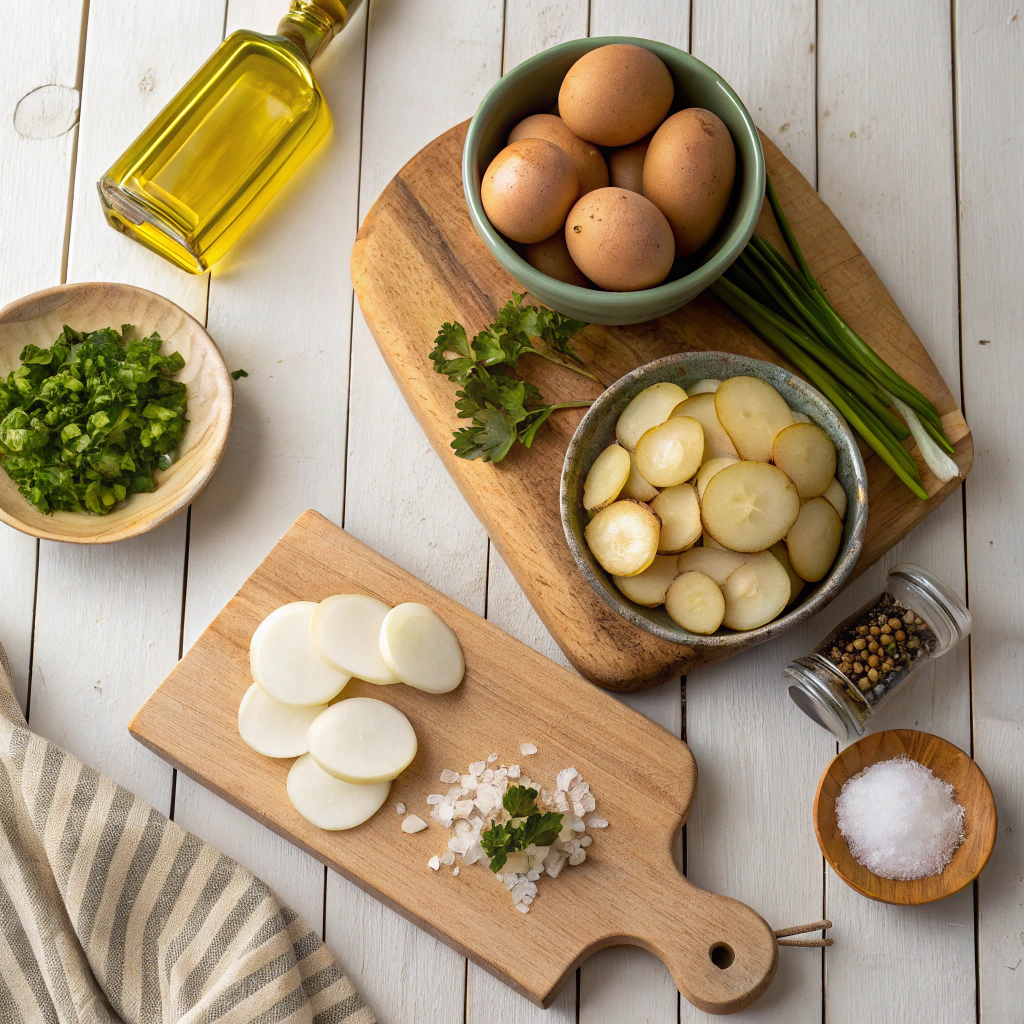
[98,0,361,274]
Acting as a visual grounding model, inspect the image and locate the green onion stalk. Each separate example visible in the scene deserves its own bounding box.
[710,174,959,498]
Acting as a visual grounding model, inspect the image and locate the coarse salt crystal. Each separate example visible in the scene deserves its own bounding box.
[570,816,585,832]
[426,794,443,805]
[428,856,440,871]
[402,814,428,834]
[568,849,587,866]
[460,775,478,791]
[584,814,608,829]
[439,769,460,784]
[579,835,592,848]
[453,866,460,876]
[519,742,538,756]
[487,752,498,763]
[440,850,455,866]
[396,802,406,814]
[468,761,486,776]
[508,765,521,778]
[556,768,579,792]
[516,903,530,913]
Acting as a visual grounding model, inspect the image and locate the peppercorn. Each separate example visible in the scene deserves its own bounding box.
[869,625,881,637]
[858,678,872,691]
[895,629,906,643]
[880,624,892,635]
[852,661,864,674]
[868,640,879,653]
[866,655,879,668]
[868,668,880,683]
[853,638,867,650]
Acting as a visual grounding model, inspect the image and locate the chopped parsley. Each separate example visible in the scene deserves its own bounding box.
[0,324,188,515]
[479,785,563,873]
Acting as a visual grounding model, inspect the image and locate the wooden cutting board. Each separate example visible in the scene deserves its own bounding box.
[350,122,972,692]
[130,510,778,1014]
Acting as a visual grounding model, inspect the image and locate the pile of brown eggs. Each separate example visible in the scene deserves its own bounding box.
[481,44,738,293]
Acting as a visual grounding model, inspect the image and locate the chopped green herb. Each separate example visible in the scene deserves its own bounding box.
[430,293,595,464]
[231,368,249,380]
[0,324,188,515]
[478,785,563,873]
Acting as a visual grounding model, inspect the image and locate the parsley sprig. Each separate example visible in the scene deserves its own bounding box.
[0,325,188,515]
[430,294,596,463]
[479,785,564,873]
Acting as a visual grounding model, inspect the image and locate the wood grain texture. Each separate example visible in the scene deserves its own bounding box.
[130,510,779,1014]
[350,120,972,693]
[0,282,233,543]
[956,1,1024,1018]
[814,729,996,905]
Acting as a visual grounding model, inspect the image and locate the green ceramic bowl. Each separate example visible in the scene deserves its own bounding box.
[560,353,869,649]
[463,37,765,326]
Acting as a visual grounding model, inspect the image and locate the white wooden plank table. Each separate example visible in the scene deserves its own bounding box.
[1,1,1019,1020]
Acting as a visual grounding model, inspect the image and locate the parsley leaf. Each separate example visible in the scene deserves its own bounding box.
[0,325,188,515]
[479,785,564,873]
[429,295,595,464]
[231,368,249,380]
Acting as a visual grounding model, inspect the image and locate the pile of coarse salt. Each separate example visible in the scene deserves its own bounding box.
[835,754,965,881]
[422,743,606,913]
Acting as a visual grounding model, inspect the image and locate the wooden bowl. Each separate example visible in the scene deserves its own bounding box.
[0,282,233,544]
[814,729,997,905]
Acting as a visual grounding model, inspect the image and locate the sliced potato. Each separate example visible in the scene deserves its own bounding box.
[307,697,418,784]
[687,378,722,396]
[379,603,465,694]
[615,382,688,451]
[620,450,659,501]
[676,546,751,585]
[822,477,847,519]
[715,376,794,462]
[311,595,399,685]
[786,496,843,582]
[287,754,391,831]
[671,393,739,463]
[703,530,725,549]
[237,682,326,759]
[583,443,630,511]
[701,461,801,552]
[721,550,791,630]
[769,541,806,605]
[665,571,725,633]
[772,421,837,499]
[696,457,739,502]
[613,554,679,607]
[650,483,701,553]
[634,416,704,487]
[584,499,661,577]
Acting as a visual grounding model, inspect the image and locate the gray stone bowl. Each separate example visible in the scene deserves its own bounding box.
[560,352,868,649]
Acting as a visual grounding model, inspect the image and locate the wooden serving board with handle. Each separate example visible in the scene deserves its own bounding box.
[350,122,972,692]
[130,510,778,1014]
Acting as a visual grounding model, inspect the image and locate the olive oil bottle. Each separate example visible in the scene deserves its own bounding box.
[98,0,360,274]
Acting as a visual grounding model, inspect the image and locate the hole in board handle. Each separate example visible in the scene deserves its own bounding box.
[709,942,735,970]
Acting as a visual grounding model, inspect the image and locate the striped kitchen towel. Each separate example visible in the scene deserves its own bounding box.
[0,644,374,1024]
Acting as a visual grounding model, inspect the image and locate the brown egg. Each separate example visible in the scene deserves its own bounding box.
[643,108,737,256]
[564,187,675,291]
[607,135,652,195]
[522,232,590,288]
[558,44,674,147]
[508,114,609,198]
[481,138,579,243]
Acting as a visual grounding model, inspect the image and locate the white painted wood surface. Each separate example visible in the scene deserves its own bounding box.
[2,1,1015,1021]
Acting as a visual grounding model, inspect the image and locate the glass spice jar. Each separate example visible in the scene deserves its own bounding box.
[786,564,971,742]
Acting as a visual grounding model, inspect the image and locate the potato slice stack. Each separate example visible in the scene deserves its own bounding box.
[581,375,847,634]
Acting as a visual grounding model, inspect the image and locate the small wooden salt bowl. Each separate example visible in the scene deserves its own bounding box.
[814,729,997,906]
[0,282,233,544]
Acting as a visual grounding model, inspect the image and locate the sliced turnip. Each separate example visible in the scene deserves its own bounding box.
[307,697,418,784]
[311,594,399,685]
[696,457,739,502]
[676,546,751,585]
[615,382,687,451]
[650,483,701,553]
[687,378,722,396]
[583,443,630,512]
[721,550,791,630]
[619,450,659,501]
[822,477,847,519]
[250,602,350,706]
[772,421,837,499]
[671,393,738,462]
[237,682,326,758]
[715,376,794,462]
[786,496,843,582]
[634,415,704,487]
[665,570,725,633]
[613,554,679,607]
[379,602,465,694]
[287,753,391,831]
[584,499,661,577]
[769,541,806,605]
[700,461,801,552]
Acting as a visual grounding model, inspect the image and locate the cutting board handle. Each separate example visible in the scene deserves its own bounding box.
[627,871,778,1015]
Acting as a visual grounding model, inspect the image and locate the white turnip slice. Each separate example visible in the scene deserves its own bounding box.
[634,415,704,487]
[615,382,687,451]
[311,594,399,685]
[786,496,843,582]
[379,602,465,694]
[613,554,679,607]
[650,483,702,553]
[721,550,791,629]
[671,393,738,462]
[250,602,350,706]
[583,443,630,512]
[237,682,325,758]
[715,376,794,462]
[287,753,391,830]
[700,461,800,552]
[772,421,837,499]
[665,571,726,633]
[307,697,418,784]
[584,499,661,577]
